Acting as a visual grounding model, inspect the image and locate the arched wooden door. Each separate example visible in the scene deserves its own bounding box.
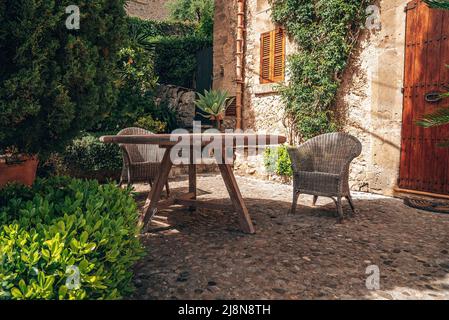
[399,0,449,195]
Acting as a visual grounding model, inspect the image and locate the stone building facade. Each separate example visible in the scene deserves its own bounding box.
[213,0,414,197]
[126,0,169,20]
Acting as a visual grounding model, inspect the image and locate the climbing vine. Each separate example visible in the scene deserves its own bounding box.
[270,0,370,142]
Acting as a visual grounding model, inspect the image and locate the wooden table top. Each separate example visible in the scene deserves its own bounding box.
[100,133,287,147]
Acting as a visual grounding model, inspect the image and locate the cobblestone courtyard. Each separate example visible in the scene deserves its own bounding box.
[131,174,449,300]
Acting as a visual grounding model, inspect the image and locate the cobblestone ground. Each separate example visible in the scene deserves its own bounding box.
[130,174,449,300]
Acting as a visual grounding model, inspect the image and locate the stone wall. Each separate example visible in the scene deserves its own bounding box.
[338,0,408,196]
[154,84,219,175]
[155,85,196,129]
[214,0,410,197]
[126,0,169,20]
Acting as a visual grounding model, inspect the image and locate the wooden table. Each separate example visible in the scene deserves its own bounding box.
[100,133,286,234]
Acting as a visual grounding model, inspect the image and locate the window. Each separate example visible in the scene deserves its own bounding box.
[260,28,285,84]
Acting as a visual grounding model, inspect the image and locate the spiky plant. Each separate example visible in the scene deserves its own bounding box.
[194,90,234,129]
[423,0,449,9]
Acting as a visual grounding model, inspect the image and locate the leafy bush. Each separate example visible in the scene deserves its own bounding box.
[94,43,173,133]
[117,46,158,94]
[93,41,179,133]
[149,35,212,88]
[127,17,197,43]
[166,0,215,38]
[63,133,122,174]
[134,115,167,133]
[264,145,293,177]
[0,177,144,300]
[270,0,368,141]
[0,1,128,156]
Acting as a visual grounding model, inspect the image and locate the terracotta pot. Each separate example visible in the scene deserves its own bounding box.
[0,156,39,187]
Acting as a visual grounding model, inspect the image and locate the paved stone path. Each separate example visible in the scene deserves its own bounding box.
[130,174,449,300]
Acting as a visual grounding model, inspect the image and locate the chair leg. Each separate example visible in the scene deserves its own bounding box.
[165,181,170,197]
[312,196,318,206]
[290,191,300,215]
[346,195,356,215]
[127,169,132,188]
[336,196,344,223]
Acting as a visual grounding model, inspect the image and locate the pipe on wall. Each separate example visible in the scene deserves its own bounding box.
[236,0,245,130]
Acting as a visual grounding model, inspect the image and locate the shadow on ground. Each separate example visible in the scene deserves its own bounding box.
[130,175,449,300]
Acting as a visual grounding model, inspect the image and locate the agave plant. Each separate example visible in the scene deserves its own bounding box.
[194,90,234,129]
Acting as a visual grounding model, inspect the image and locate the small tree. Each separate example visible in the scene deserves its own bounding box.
[166,0,214,37]
[0,0,128,157]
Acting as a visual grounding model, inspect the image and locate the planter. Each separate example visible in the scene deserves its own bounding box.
[0,156,39,187]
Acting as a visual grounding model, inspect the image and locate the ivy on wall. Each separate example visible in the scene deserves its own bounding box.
[270,0,370,141]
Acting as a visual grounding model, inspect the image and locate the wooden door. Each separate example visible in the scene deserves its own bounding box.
[399,0,449,195]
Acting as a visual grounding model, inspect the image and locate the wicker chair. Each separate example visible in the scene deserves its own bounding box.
[287,133,362,221]
[118,127,170,195]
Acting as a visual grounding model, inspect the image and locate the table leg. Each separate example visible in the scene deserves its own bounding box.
[142,147,173,232]
[188,145,197,211]
[218,162,255,234]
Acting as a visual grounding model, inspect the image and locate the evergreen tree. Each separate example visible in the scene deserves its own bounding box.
[0,0,128,156]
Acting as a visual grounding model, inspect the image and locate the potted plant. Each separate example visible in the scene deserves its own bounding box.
[0,0,128,187]
[194,89,235,131]
[0,147,39,187]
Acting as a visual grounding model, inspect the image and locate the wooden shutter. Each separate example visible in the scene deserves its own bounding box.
[260,28,285,84]
[260,31,272,84]
[273,28,285,82]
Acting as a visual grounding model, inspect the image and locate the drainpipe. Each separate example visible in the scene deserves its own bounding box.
[236,0,245,130]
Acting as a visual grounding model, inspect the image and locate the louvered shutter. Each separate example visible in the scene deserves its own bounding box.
[272,28,285,82]
[260,31,272,84]
[260,29,285,84]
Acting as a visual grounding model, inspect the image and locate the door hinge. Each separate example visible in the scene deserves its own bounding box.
[401,87,405,94]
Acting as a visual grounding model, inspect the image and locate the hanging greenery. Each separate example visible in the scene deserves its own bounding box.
[270,0,370,141]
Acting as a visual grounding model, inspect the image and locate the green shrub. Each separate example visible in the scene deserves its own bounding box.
[94,44,179,133]
[166,0,215,38]
[63,133,122,174]
[264,145,293,177]
[127,16,197,42]
[0,177,144,300]
[0,1,128,156]
[134,115,167,133]
[149,35,212,88]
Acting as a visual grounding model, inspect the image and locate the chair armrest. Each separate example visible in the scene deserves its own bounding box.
[337,146,362,177]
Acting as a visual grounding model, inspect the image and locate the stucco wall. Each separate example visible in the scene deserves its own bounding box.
[213,0,238,95]
[338,0,408,196]
[126,0,169,20]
